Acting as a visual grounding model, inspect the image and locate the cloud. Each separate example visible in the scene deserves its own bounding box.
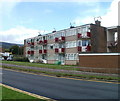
[0,0,21,15]
[0,26,45,44]
[44,9,53,14]
[73,16,94,26]
[101,0,119,27]
[73,0,119,27]
[0,0,21,30]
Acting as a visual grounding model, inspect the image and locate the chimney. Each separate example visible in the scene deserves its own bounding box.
[95,20,101,26]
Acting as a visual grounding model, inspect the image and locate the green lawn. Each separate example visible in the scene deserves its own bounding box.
[2,60,79,71]
[1,85,45,100]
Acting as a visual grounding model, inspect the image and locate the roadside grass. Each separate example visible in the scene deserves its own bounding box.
[1,85,45,100]
[0,86,2,100]
[2,61,79,71]
[2,65,120,82]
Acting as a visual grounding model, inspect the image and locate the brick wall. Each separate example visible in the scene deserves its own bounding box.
[79,53,119,73]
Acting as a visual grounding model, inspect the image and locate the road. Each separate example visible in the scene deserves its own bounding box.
[2,69,119,100]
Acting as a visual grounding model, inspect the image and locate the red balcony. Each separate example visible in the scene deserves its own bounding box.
[43,49,47,54]
[39,50,42,54]
[31,51,34,54]
[27,42,31,45]
[59,48,65,53]
[55,37,59,42]
[27,51,31,54]
[61,36,65,41]
[39,40,43,44]
[77,33,82,38]
[61,48,65,53]
[87,32,91,38]
[31,42,34,45]
[44,40,47,44]
[86,45,91,51]
[59,36,65,42]
[78,46,82,52]
[55,48,59,53]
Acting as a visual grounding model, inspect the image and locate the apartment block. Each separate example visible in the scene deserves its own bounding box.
[24,21,107,65]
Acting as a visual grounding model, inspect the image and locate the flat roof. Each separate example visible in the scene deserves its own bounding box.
[79,53,120,56]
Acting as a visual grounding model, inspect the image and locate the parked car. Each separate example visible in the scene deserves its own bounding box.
[7,57,13,61]
[0,57,4,60]
[41,59,47,64]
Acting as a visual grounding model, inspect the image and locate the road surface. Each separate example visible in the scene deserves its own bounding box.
[2,69,119,100]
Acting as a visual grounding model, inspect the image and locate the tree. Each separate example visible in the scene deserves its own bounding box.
[19,46,24,55]
[10,45,19,55]
[9,45,24,55]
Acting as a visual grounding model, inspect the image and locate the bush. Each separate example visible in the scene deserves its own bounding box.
[13,57,29,62]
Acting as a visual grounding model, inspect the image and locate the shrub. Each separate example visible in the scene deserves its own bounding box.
[13,57,29,62]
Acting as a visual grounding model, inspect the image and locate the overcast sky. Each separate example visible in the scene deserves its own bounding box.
[0,0,119,44]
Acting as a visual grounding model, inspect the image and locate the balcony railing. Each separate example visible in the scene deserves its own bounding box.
[55,48,59,53]
[59,48,65,53]
[78,46,82,52]
[85,45,91,51]
[43,40,47,44]
[31,42,34,45]
[27,51,34,54]
[38,40,43,44]
[55,36,65,43]
[77,33,82,38]
[27,51,31,54]
[82,32,91,38]
[87,32,91,38]
[107,41,117,47]
[39,50,42,54]
[59,36,65,42]
[38,40,47,45]
[43,49,47,54]
[31,51,34,54]
[55,37,59,42]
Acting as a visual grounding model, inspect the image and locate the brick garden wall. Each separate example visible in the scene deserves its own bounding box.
[79,54,119,74]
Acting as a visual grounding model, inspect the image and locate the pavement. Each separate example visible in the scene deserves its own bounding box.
[2,69,119,100]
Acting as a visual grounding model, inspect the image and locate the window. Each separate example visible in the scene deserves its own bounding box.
[78,40,82,46]
[50,45,53,49]
[86,25,90,32]
[66,41,77,48]
[82,40,90,46]
[49,35,54,40]
[31,39,34,42]
[66,30,70,36]
[77,28,82,33]
[54,43,59,48]
[59,44,65,48]
[82,40,87,46]
[73,41,76,47]
[61,31,65,36]
[66,42,68,48]
[55,54,59,60]
[70,54,74,60]
[74,54,77,60]
[39,46,43,50]
[68,54,70,60]
[82,27,86,33]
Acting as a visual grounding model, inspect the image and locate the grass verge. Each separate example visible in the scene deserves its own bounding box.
[1,85,45,100]
[2,61,78,71]
[2,65,120,82]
